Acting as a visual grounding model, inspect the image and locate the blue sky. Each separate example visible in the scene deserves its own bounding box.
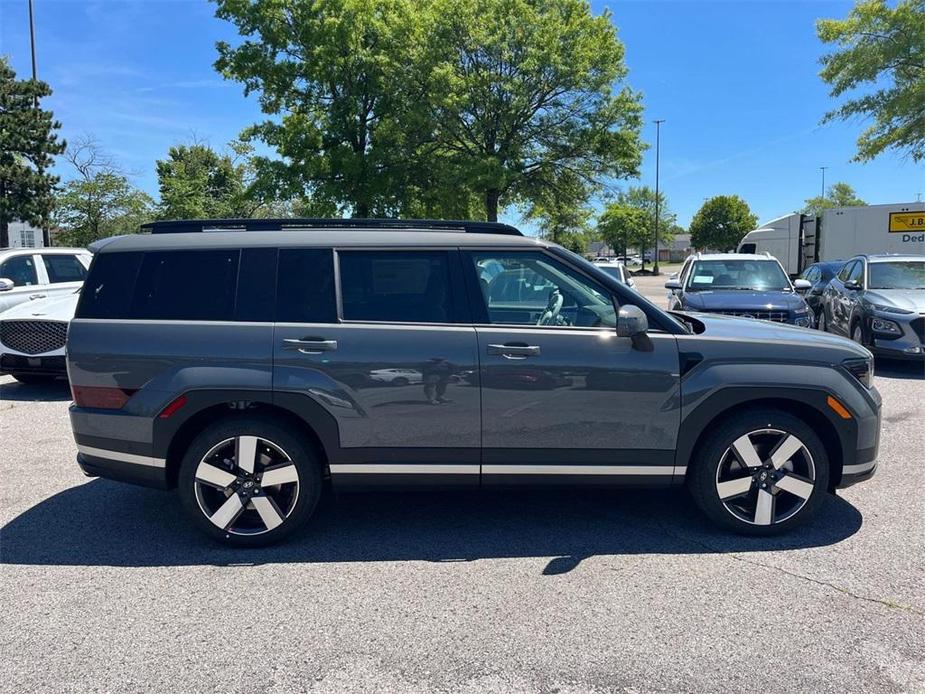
[1,0,922,228]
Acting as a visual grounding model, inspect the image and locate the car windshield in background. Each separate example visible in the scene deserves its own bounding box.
[688,260,790,291]
[868,261,925,290]
[598,266,623,281]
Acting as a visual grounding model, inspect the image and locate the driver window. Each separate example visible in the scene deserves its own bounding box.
[469,252,617,328]
[847,261,864,285]
[0,255,39,287]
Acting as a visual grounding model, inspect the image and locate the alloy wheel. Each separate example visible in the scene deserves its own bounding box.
[714,428,816,526]
[193,436,300,535]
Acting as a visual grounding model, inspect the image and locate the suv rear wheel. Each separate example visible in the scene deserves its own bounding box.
[177,416,322,547]
[689,410,829,535]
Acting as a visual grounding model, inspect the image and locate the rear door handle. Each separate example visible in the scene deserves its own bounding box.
[487,343,540,359]
[283,338,338,354]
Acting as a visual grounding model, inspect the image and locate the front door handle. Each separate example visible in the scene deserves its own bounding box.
[283,338,338,354]
[29,293,46,300]
[487,343,540,359]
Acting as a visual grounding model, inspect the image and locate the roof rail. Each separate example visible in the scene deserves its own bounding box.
[140,218,523,236]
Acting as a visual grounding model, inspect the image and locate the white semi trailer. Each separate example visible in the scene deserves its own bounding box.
[737,202,925,276]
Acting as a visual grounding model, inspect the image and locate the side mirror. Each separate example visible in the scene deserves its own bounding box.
[617,305,649,337]
[664,279,681,291]
[0,278,14,292]
[844,279,862,291]
[793,279,812,292]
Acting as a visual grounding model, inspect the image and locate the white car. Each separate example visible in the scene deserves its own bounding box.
[594,261,636,290]
[0,290,80,383]
[0,248,91,315]
[369,368,424,386]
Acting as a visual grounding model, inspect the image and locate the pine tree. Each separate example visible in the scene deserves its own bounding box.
[0,58,65,247]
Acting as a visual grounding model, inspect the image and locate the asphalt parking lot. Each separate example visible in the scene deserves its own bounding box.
[2,284,923,693]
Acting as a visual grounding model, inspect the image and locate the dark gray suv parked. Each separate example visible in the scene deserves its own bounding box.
[67,219,882,546]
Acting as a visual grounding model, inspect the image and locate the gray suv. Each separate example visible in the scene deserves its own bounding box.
[67,219,882,546]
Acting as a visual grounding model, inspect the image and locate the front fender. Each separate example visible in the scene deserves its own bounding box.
[676,361,877,478]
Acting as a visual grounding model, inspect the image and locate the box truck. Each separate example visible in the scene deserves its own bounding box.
[737,202,925,276]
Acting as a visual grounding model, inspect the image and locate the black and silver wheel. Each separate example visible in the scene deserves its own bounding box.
[816,310,827,332]
[689,410,829,535]
[178,416,321,546]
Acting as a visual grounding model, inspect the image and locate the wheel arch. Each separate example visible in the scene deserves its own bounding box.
[156,390,340,488]
[677,388,851,490]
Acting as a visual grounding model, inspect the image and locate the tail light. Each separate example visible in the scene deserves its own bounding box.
[71,385,136,409]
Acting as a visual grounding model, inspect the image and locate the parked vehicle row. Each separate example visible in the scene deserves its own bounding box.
[64,218,880,547]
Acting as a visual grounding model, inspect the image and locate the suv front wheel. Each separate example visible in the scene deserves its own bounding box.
[688,410,829,535]
[178,416,322,547]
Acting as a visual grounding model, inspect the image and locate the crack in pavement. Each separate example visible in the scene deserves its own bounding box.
[649,513,925,618]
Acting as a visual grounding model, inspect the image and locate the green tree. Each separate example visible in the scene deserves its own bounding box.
[54,137,154,246]
[429,0,644,221]
[156,142,251,219]
[817,0,925,161]
[597,203,648,261]
[523,171,593,252]
[608,186,676,270]
[0,57,65,247]
[689,195,758,252]
[802,181,867,217]
[214,0,430,218]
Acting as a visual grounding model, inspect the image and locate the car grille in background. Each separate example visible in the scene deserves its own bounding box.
[0,320,68,355]
[705,310,789,323]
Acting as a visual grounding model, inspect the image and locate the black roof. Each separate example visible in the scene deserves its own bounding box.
[141,218,522,236]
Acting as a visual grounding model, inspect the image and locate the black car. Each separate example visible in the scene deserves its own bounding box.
[797,261,845,327]
[666,253,813,326]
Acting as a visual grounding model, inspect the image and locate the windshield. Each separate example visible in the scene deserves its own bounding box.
[687,259,790,291]
[868,261,925,290]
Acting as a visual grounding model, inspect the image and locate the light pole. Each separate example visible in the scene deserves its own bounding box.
[819,166,828,201]
[28,0,38,108]
[653,119,665,275]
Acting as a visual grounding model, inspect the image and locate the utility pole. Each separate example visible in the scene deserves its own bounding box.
[653,119,665,275]
[819,166,828,202]
[29,0,38,108]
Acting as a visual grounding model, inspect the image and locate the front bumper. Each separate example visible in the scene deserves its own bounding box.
[0,353,68,376]
[867,314,925,360]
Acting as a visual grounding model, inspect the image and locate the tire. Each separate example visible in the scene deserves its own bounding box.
[177,415,322,547]
[12,374,57,385]
[688,409,830,536]
[851,320,864,346]
[816,310,827,332]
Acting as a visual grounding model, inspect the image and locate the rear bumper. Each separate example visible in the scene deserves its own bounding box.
[76,447,169,489]
[0,353,67,376]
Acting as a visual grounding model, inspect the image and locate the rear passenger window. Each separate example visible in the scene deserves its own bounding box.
[131,250,239,320]
[276,249,336,323]
[43,254,87,283]
[76,252,143,319]
[339,251,453,323]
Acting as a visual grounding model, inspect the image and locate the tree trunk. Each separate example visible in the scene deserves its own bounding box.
[485,189,500,222]
[354,202,369,218]
[0,218,8,249]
